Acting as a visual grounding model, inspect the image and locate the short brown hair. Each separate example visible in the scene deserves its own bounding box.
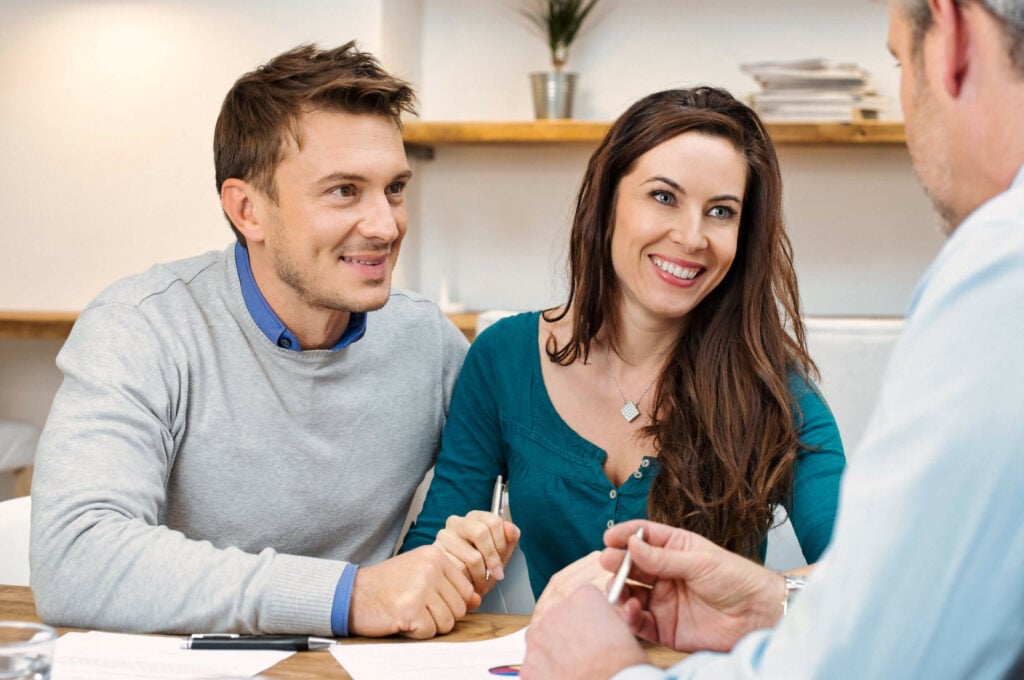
[214,41,417,243]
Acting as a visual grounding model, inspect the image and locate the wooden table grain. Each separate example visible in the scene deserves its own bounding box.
[0,585,685,678]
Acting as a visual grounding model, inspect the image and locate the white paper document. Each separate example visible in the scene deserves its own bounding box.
[331,626,527,679]
[52,631,294,680]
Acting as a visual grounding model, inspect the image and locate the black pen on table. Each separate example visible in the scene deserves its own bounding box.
[182,634,336,651]
[484,474,507,581]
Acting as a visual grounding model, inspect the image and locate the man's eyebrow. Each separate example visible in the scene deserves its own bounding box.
[320,172,366,184]
[318,169,413,184]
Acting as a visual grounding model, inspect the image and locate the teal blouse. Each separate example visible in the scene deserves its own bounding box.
[401,311,846,597]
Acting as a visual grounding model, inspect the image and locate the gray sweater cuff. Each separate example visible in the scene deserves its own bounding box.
[266,554,348,635]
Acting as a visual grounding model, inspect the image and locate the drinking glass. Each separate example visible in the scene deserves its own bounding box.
[0,622,55,680]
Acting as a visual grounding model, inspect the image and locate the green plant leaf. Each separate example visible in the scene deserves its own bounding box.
[521,0,601,70]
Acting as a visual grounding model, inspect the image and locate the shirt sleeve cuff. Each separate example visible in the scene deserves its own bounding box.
[611,664,672,680]
[330,563,358,637]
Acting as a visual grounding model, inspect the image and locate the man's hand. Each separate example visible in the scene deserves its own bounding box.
[601,520,785,653]
[434,510,519,596]
[532,550,611,622]
[522,585,647,680]
[348,545,480,639]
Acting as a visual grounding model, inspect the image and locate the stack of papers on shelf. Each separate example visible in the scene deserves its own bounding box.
[740,59,889,122]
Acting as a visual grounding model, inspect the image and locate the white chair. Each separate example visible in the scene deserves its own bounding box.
[765,316,903,570]
[804,316,904,455]
[0,495,32,586]
[0,420,39,498]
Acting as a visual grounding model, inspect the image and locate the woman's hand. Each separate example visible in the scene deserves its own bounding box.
[434,510,519,597]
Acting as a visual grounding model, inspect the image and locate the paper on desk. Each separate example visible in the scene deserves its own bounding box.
[52,631,293,679]
[331,626,527,679]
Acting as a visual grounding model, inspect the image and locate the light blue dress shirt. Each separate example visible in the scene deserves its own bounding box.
[615,164,1024,679]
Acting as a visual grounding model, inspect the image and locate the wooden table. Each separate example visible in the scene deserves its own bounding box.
[0,585,685,678]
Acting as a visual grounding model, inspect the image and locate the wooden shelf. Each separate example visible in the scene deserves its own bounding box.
[0,310,481,342]
[0,312,78,339]
[403,120,905,149]
[445,311,479,341]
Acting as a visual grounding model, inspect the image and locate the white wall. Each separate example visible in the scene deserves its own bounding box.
[409,0,944,313]
[0,0,388,311]
[1,1,947,496]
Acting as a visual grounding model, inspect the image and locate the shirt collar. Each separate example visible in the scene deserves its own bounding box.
[234,242,367,352]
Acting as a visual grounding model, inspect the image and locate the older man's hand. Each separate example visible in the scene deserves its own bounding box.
[522,584,647,680]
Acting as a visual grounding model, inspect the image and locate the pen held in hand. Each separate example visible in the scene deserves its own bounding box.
[607,527,645,604]
[485,474,507,581]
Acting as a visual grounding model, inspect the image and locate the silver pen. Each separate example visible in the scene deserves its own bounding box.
[485,474,507,581]
[607,527,645,604]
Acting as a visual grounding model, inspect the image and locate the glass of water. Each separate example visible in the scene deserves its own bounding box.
[0,622,55,680]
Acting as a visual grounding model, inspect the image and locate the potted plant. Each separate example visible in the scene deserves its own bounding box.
[522,0,601,119]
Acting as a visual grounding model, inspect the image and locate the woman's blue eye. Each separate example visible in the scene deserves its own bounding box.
[709,205,737,219]
[651,190,674,205]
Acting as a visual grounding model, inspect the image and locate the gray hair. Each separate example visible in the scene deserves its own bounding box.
[898,0,1024,73]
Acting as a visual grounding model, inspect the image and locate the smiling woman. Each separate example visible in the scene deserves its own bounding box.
[609,132,745,326]
[402,87,846,602]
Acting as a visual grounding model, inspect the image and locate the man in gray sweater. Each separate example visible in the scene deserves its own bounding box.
[30,42,477,639]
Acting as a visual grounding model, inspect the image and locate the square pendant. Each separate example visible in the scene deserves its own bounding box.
[620,401,640,423]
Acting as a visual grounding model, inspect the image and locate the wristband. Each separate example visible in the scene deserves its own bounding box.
[781,574,807,617]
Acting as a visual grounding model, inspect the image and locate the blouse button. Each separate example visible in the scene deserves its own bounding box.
[633,471,643,479]
[606,519,615,528]
[609,489,617,499]
[641,459,651,468]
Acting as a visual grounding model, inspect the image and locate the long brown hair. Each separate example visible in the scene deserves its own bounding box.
[545,87,815,559]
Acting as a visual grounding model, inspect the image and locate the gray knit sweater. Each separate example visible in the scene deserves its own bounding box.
[30,246,467,635]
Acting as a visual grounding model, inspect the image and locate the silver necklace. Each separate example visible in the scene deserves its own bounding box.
[603,345,658,423]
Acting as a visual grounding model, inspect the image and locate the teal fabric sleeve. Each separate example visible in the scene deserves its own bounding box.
[400,314,517,553]
[783,373,846,562]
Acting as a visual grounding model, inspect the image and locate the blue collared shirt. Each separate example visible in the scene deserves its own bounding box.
[614,165,1024,679]
[234,242,366,352]
[234,241,363,636]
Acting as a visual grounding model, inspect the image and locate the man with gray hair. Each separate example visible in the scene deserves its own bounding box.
[522,1,1024,677]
